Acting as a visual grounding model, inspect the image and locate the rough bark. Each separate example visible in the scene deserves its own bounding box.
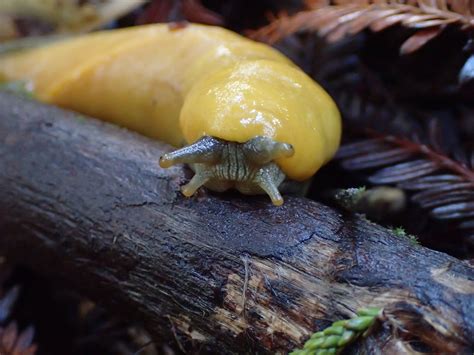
[0,92,472,354]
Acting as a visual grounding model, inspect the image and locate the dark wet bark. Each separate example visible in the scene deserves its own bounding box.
[0,92,472,354]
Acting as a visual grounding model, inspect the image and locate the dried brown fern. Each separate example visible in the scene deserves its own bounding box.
[289,27,474,256]
[337,135,474,213]
[2,267,156,355]
[0,269,37,355]
[329,71,474,255]
[250,0,474,54]
[136,0,223,26]
[0,322,36,355]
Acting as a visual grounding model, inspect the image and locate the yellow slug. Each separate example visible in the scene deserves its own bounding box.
[0,23,341,205]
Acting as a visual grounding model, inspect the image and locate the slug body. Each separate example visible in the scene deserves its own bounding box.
[0,24,341,205]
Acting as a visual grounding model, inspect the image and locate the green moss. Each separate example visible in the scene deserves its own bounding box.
[333,186,366,210]
[390,227,419,245]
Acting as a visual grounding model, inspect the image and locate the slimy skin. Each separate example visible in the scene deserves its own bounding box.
[0,23,341,205]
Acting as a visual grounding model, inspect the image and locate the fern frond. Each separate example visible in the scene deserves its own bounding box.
[333,87,474,251]
[0,268,37,355]
[137,0,223,26]
[302,29,474,256]
[0,322,37,355]
[0,285,20,324]
[250,0,474,53]
[333,105,474,255]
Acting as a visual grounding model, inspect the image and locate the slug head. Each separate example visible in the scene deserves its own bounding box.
[159,136,294,206]
[179,60,342,182]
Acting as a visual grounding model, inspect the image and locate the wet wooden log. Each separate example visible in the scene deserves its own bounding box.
[0,92,472,354]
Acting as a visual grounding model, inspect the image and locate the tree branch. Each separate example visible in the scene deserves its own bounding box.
[0,93,472,354]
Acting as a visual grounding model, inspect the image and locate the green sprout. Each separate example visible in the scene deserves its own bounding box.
[290,307,382,355]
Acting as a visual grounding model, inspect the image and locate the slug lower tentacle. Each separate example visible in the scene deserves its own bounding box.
[0,23,342,205]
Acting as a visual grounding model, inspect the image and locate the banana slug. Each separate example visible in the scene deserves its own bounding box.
[0,23,341,206]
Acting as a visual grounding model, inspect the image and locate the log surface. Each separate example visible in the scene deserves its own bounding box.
[0,92,473,354]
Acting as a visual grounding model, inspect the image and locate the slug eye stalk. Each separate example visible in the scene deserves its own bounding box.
[159,136,295,206]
